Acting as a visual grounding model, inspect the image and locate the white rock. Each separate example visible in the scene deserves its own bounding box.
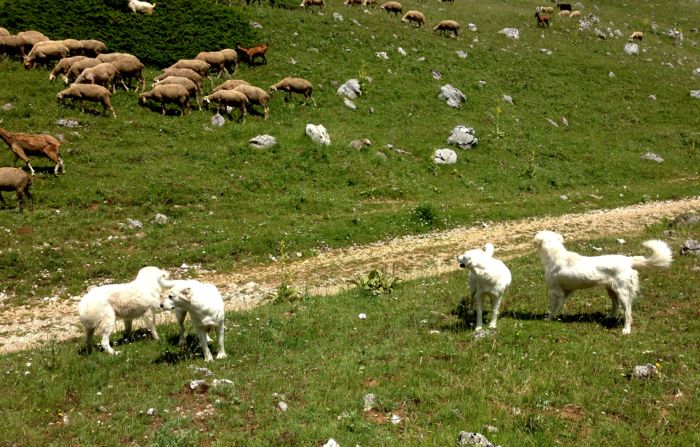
[498,28,519,40]
[447,126,478,149]
[363,393,376,411]
[431,70,442,80]
[391,414,402,424]
[624,43,639,55]
[278,401,288,411]
[375,51,389,60]
[609,71,616,78]
[127,218,143,229]
[690,90,700,99]
[502,95,513,105]
[438,84,466,108]
[467,23,477,32]
[649,94,657,100]
[457,431,497,447]
[456,50,468,59]
[189,380,207,390]
[337,79,362,99]
[693,68,700,76]
[641,152,664,163]
[397,47,406,56]
[305,124,331,145]
[212,379,234,387]
[343,98,357,110]
[154,213,168,225]
[478,80,487,87]
[632,364,659,378]
[561,116,569,126]
[249,20,263,29]
[211,113,225,127]
[323,440,340,447]
[333,12,343,21]
[546,118,559,127]
[249,134,277,149]
[358,313,367,319]
[146,408,157,416]
[433,148,457,164]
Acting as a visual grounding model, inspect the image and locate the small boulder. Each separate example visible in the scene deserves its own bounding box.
[681,239,700,256]
[211,113,225,127]
[690,90,700,99]
[343,98,357,110]
[457,431,498,447]
[624,43,639,55]
[337,79,362,99]
[438,84,466,108]
[154,213,168,225]
[249,134,277,149]
[640,152,664,163]
[631,364,659,379]
[348,139,371,149]
[305,124,331,145]
[498,28,519,40]
[433,148,457,164]
[447,126,478,149]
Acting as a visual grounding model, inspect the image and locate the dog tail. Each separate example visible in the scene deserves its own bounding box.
[159,277,177,289]
[631,240,673,270]
[483,243,495,257]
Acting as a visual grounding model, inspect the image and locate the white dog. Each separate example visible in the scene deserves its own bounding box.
[534,230,673,334]
[159,279,226,362]
[457,243,512,331]
[78,266,170,355]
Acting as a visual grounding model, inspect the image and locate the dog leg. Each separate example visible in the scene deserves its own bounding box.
[215,322,227,360]
[175,308,188,347]
[618,291,633,335]
[488,294,502,329]
[475,291,484,331]
[196,328,214,362]
[84,327,95,353]
[606,287,620,319]
[97,312,118,354]
[147,308,159,341]
[124,320,133,339]
[546,289,566,321]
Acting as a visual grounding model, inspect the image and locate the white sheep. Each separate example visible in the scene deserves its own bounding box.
[128,0,156,14]
[569,10,581,18]
[139,84,190,116]
[74,62,121,93]
[300,0,324,8]
[62,57,100,84]
[212,79,250,93]
[17,30,48,53]
[402,10,426,27]
[169,59,211,78]
[629,31,644,41]
[233,84,269,120]
[49,55,88,81]
[97,53,145,91]
[269,77,317,106]
[155,76,201,110]
[23,42,69,69]
[79,39,108,57]
[57,83,117,118]
[0,167,33,211]
[558,10,570,16]
[433,20,460,37]
[379,1,402,15]
[203,90,248,120]
[154,67,203,91]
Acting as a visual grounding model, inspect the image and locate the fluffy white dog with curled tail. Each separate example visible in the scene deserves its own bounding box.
[457,243,512,331]
[159,278,226,362]
[534,230,673,335]
[78,266,170,355]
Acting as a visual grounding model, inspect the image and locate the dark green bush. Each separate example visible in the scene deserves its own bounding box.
[0,0,260,67]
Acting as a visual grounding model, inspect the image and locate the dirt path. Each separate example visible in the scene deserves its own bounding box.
[1,197,698,354]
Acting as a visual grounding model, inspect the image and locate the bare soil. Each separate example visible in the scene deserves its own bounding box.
[1,197,698,354]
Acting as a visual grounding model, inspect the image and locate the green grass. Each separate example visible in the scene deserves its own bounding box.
[0,224,698,446]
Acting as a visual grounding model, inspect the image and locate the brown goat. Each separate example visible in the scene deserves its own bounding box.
[535,12,550,28]
[0,167,33,211]
[236,42,268,66]
[0,125,64,175]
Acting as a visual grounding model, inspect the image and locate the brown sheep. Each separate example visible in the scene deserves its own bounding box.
[58,38,84,56]
[139,84,190,116]
[79,39,107,57]
[380,1,402,15]
[63,57,100,83]
[97,53,145,91]
[74,62,121,93]
[49,55,88,81]
[195,49,238,77]
[203,90,248,120]
[57,83,117,118]
[154,76,201,110]
[17,30,48,53]
[0,126,64,175]
[363,0,377,7]
[154,67,203,90]
[269,77,316,106]
[24,42,69,69]
[433,19,460,37]
[0,167,33,211]
[0,35,26,58]
[629,31,644,42]
[0,27,10,37]
[300,0,325,8]
[236,42,268,66]
[344,0,363,5]
[212,79,250,93]
[402,10,426,27]
[233,84,269,120]
[219,49,239,74]
[169,59,211,78]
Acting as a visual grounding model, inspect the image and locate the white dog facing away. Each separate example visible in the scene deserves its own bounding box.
[159,278,226,362]
[457,243,512,331]
[78,266,170,355]
[534,230,673,335]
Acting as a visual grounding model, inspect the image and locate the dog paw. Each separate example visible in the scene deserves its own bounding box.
[622,328,631,335]
[474,326,484,332]
[216,352,227,360]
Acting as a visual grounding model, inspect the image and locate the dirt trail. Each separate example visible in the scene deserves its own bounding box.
[1,197,698,354]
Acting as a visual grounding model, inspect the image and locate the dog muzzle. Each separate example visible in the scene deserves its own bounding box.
[459,263,465,268]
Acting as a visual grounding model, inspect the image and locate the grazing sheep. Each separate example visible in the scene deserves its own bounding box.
[558,9,570,16]
[0,167,33,211]
[433,19,460,37]
[535,12,551,28]
[0,27,9,37]
[569,10,581,18]
[0,35,27,58]
[218,49,239,74]
[380,1,402,15]
[169,59,211,78]
[363,0,378,7]
[139,84,190,116]
[203,90,248,120]
[97,53,145,91]
[344,0,363,5]
[233,84,269,120]
[63,57,100,83]
[236,42,268,66]
[154,76,201,110]
[74,62,121,93]
[154,67,204,91]
[56,38,83,56]
[17,30,48,53]
[270,77,317,106]
[49,56,88,81]
[300,0,325,8]
[402,10,426,27]
[128,0,156,14]
[195,51,226,78]
[0,126,64,175]
[212,79,250,93]
[79,39,107,57]
[536,6,554,14]
[629,31,644,41]
[23,42,69,69]
[57,83,117,118]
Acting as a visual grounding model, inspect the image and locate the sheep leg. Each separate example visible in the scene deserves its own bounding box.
[0,192,6,207]
[24,187,33,210]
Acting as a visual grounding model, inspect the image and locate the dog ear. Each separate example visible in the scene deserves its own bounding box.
[179,288,193,302]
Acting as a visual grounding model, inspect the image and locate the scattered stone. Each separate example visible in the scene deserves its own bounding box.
[358,313,367,319]
[146,408,157,416]
[613,29,623,38]
[352,19,362,27]
[456,50,468,59]
[595,28,607,39]
[333,12,343,21]
[624,43,639,56]
[375,51,389,60]
[348,139,371,149]
[502,95,513,105]
[1,103,13,111]
[609,71,616,78]
[693,68,700,76]
[343,98,357,110]
[433,148,457,164]
[681,239,700,256]
[447,126,478,149]
[391,414,402,424]
[649,94,657,101]
[126,218,143,229]
[432,70,442,80]
[240,281,258,293]
[211,113,225,127]
[154,213,168,225]
[540,48,552,55]
[56,118,80,128]
[323,440,340,447]
[363,393,376,411]
[457,431,498,447]
[278,401,288,412]
[631,364,659,379]
[467,23,477,32]
[305,124,331,145]
[438,84,466,108]
[640,152,664,163]
[561,116,569,126]
[337,79,362,99]
[559,195,568,201]
[189,379,207,390]
[397,47,407,56]
[546,118,559,127]
[249,134,277,149]
[189,365,213,376]
[478,80,487,87]
[690,90,700,99]
[484,425,498,433]
[249,20,263,29]
[385,143,410,155]
[671,212,700,227]
[498,28,519,40]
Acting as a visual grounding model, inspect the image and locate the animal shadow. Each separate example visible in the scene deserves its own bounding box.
[153,334,203,364]
[509,310,620,329]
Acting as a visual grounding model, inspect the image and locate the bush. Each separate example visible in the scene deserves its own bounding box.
[0,0,260,67]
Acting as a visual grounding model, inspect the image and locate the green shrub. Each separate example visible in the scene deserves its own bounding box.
[0,0,260,67]
[352,268,398,296]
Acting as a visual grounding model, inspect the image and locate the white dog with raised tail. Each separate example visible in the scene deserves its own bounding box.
[534,230,673,335]
[78,266,170,355]
[159,278,226,362]
[457,243,512,331]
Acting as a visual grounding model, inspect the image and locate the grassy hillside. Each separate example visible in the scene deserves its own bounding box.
[0,225,698,446]
[0,0,699,301]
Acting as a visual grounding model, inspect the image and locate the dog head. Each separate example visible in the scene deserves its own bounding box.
[534,230,564,249]
[135,266,170,287]
[160,284,193,310]
[457,243,495,269]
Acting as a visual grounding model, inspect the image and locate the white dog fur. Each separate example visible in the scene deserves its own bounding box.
[78,266,170,354]
[534,230,673,334]
[159,278,226,362]
[457,243,512,331]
